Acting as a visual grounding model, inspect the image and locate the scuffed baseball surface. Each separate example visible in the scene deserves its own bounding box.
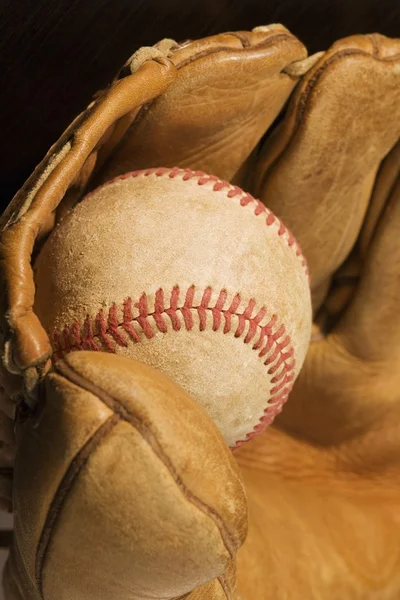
[33,167,311,447]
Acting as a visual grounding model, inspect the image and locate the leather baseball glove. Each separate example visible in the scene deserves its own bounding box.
[1,24,400,600]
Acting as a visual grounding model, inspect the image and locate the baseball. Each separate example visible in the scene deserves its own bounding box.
[33,167,311,448]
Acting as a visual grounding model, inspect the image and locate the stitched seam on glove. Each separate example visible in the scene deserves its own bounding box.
[36,361,239,595]
[218,572,233,599]
[173,32,297,70]
[35,414,119,597]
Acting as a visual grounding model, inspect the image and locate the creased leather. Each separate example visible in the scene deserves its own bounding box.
[1,24,400,600]
[96,26,307,185]
[251,34,400,310]
[9,352,246,600]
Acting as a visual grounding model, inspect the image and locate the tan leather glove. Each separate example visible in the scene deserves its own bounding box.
[0,25,399,599]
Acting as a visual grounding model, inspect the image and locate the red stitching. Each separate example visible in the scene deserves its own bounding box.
[84,167,309,280]
[52,286,296,448]
[58,167,307,446]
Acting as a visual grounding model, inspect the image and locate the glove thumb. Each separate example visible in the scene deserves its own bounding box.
[4,351,247,600]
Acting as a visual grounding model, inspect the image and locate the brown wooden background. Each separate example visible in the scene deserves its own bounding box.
[1,0,399,211]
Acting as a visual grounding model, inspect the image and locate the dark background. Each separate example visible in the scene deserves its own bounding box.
[1,0,400,209]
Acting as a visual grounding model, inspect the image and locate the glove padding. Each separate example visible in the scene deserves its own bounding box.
[5,351,245,600]
[1,24,400,600]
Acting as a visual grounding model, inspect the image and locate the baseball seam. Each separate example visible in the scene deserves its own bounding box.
[84,166,309,278]
[52,285,296,448]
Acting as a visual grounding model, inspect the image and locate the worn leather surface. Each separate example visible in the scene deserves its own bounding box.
[8,352,246,599]
[96,25,307,185]
[1,24,400,600]
[251,33,400,308]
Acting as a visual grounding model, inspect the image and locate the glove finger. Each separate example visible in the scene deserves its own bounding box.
[334,171,400,362]
[316,139,400,331]
[97,25,307,184]
[359,138,400,259]
[12,351,246,600]
[251,33,400,311]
